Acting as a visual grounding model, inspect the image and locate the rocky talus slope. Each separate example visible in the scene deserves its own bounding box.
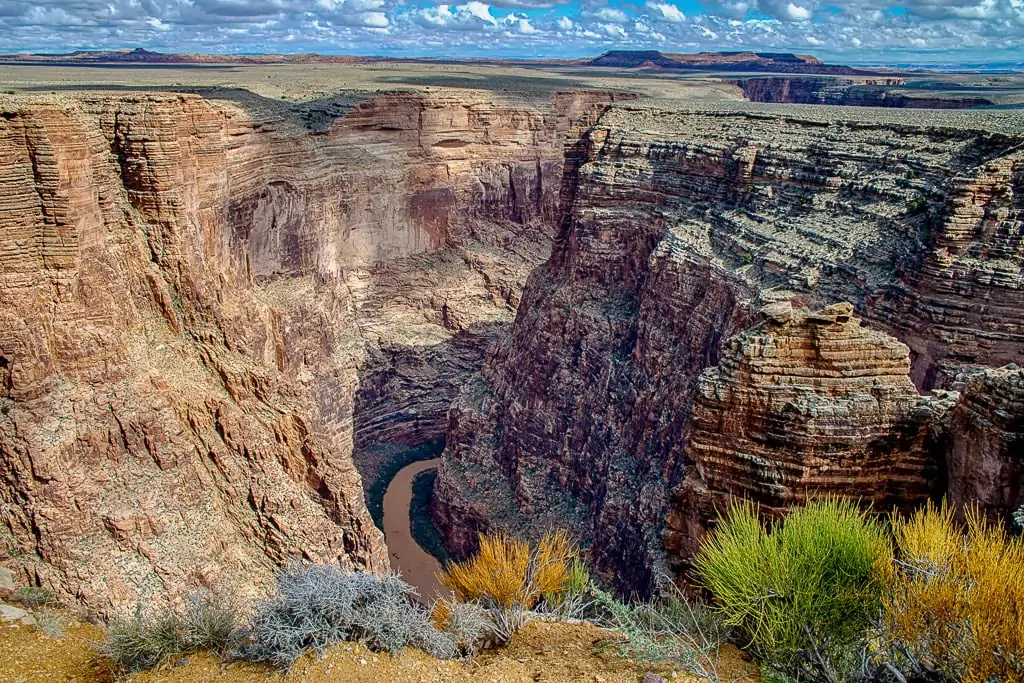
[0,89,616,614]
[434,105,1024,594]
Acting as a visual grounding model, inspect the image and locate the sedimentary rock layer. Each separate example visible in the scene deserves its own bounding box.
[0,89,615,614]
[434,105,1024,593]
[947,365,1024,521]
[738,77,994,109]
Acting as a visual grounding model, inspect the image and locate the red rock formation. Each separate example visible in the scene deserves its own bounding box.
[898,151,1024,386]
[664,302,953,565]
[947,365,1024,522]
[0,89,617,614]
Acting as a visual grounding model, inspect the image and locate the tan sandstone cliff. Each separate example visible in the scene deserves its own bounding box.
[663,302,954,565]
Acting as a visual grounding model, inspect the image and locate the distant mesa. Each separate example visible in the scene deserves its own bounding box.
[585,50,864,75]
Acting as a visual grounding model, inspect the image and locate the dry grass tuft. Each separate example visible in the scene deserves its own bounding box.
[885,501,1024,683]
[442,533,533,609]
[438,529,585,644]
[440,529,578,611]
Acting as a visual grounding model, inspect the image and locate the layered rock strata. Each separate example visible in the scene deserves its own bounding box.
[947,365,1024,521]
[434,105,1024,594]
[664,302,953,564]
[738,77,994,109]
[0,89,616,614]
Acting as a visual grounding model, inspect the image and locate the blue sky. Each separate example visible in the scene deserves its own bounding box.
[0,0,1021,63]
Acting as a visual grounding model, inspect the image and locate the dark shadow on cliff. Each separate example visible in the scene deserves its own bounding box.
[351,320,512,531]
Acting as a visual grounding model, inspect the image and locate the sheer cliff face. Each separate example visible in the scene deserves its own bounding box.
[434,106,1024,593]
[948,366,1024,521]
[0,90,612,613]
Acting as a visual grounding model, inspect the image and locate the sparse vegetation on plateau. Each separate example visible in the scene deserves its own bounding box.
[78,504,1024,682]
[439,529,589,643]
[593,581,727,681]
[101,592,239,673]
[13,586,57,608]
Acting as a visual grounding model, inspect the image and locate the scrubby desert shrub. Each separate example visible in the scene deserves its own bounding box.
[593,581,727,681]
[883,502,1024,683]
[541,556,591,619]
[235,563,456,670]
[101,591,240,673]
[441,529,580,609]
[431,597,497,655]
[33,607,68,639]
[695,498,890,683]
[439,529,586,642]
[13,586,57,608]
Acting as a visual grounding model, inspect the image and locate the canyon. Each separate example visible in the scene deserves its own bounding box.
[0,86,617,613]
[737,76,996,109]
[0,68,1021,612]
[433,103,1024,593]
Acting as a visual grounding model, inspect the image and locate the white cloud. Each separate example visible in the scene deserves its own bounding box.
[780,2,811,19]
[0,0,1021,62]
[594,7,629,22]
[603,21,628,36]
[647,1,686,22]
[506,13,539,31]
[414,1,497,29]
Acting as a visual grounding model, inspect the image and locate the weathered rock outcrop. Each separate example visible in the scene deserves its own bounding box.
[664,302,954,565]
[947,365,1024,521]
[434,104,1024,594]
[0,89,616,614]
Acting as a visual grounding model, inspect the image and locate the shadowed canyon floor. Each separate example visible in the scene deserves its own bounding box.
[383,457,444,602]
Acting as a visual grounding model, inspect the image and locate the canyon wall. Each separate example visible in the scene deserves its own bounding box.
[0,89,615,614]
[434,104,1024,593]
[947,365,1024,520]
[738,77,994,109]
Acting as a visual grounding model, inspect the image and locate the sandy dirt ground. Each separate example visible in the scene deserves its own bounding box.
[0,618,759,683]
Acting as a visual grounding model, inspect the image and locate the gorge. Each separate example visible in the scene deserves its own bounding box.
[0,79,1021,613]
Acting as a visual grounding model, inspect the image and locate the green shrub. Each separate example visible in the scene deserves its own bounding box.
[592,581,726,681]
[101,592,240,672]
[906,197,927,215]
[695,498,890,683]
[14,586,57,608]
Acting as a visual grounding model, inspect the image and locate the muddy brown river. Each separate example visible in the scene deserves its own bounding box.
[382,457,444,602]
